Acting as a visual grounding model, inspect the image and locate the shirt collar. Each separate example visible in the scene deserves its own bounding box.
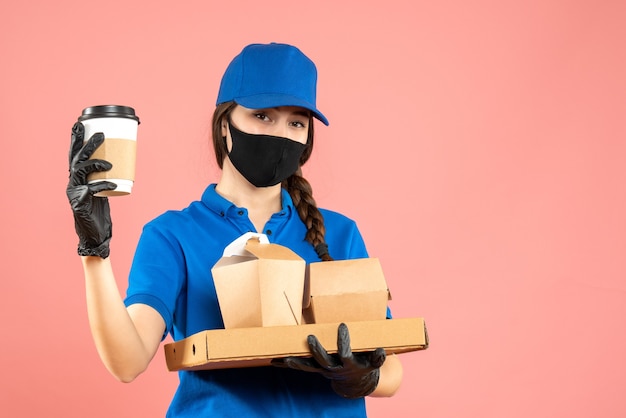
[201,184,295,219]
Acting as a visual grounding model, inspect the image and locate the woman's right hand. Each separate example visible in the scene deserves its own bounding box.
[67,122,117,258]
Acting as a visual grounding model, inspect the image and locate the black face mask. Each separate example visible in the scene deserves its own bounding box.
[226,123,308,187]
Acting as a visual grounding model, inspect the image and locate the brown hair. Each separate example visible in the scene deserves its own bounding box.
[211,102,333,261]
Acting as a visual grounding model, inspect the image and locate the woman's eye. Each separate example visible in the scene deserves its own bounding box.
[291,121,306,128]
[254,113,270,121]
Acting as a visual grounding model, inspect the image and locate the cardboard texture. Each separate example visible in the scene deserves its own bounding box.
[88,138,137,181]
[184,234,428,373]
[212,237,306,328]
[303,258,391,324]
[164,318,428,371]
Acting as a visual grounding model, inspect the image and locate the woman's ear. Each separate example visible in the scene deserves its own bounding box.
[221,121,228,139]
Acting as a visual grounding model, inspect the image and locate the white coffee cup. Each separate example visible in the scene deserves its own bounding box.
[78,105,140,196]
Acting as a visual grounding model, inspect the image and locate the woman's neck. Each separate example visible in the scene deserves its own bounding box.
[216,162,283,232]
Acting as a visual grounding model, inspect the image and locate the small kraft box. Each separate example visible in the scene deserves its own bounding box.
[211,233,306,328]
[302,258,391,324]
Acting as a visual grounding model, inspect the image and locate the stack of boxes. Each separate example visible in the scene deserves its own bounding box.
[164,235,427,371]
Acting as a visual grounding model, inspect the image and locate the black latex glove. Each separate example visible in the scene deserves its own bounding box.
[66,122,117,258]
[272,323,386,398]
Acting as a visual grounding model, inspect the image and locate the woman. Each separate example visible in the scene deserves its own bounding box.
[67,42,402,417]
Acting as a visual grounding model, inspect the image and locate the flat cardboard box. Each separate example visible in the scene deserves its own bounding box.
[303,258,391,324]
[212,235,306,328]
[164,317,428,371]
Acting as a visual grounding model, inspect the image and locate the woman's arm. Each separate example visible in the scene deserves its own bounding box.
[83,256,165,383]
[68,124,165,382]
[370,354,403,397]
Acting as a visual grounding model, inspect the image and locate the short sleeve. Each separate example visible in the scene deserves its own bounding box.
[124,220,186,340]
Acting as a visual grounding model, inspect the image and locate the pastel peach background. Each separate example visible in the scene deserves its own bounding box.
[1,1,625,417]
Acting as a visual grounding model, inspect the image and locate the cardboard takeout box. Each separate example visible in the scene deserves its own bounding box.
[303,258,391,324]
[164,318,428,371]
[212,234,306,328]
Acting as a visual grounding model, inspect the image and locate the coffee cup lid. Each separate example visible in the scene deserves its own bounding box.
[78,105,140,123]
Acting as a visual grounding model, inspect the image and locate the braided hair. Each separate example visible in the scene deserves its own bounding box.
[211,102,333,261]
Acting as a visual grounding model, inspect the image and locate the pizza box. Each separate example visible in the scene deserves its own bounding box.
[164,317,428,371]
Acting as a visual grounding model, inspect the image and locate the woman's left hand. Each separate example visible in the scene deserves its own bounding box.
[272,323,386,398]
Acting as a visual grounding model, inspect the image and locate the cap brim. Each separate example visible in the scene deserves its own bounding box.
[234,94,329,126]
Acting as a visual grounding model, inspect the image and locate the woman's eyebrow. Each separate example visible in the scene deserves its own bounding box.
[271,106,310,118]
[291,110,311,118]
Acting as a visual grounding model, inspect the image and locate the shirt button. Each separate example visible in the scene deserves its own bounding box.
[265,229,272,236]
[238,210,244,216]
